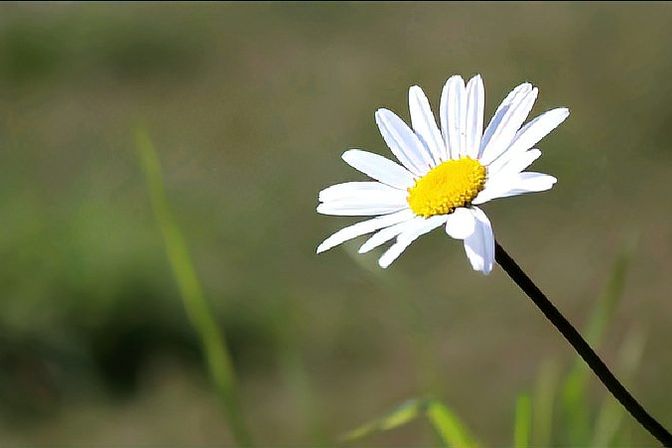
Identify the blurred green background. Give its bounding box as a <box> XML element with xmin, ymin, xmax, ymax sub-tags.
<box><xmin>1</xmin><ymin>2</ymin><xmax>672</xmax><ymax>446</ymax></box>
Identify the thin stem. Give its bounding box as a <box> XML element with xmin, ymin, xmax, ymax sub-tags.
<box><xmin>494</xmin><ymin>240</ymin><xmax>672</xmax><ymax>446</ymax></box>
<box><xmin>138</xmin><ymin>130</ymin><xmax>253</xmax><ymax>447</ymax></box>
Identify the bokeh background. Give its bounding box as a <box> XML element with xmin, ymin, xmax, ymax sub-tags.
<box><xmin>1</xmin><ymin>2</ymin><xmax>671</xmax><ymax>446</ymax></box>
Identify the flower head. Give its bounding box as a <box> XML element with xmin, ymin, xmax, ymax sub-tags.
<box><xmin>317</xmin><ymin>75</ymin><xmax>568</xmax><ymax>274</ymax></box>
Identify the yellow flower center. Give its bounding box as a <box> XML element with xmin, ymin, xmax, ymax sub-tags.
<box><xmin>407</xmin><ymin>157</ymin><xmax>486</xmax><ymax>217</ymax></box>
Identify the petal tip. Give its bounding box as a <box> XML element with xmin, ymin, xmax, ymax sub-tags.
<box><xmin>470</xmin><ymin>73</ymin><xmax>483</xmax><ymax>83</ymax></box>
<box><xmin>375</xmin><ymin>108</ymin><xmax>390</xmax><ymax>117</ymax></box>
<box><xmin>378</xmin><ymin>258</ymin><xmax>391</xmax><ymax>269</ymax></box>
<box><xmin>341</xmin><ymin>149</ymin><xmax>356</xmax><ymax>161</ymax></box>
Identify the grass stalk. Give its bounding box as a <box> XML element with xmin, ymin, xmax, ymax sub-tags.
<box><xmin>137</xmin><ymin>130</ymin><xmax>252</xmax><ymax>446</ymax></box>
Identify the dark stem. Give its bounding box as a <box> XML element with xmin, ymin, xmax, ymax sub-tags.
<box><xmin>494</xmin><ymin>240</ymin><xmax>672</xmax><ymax>446</ymax></box>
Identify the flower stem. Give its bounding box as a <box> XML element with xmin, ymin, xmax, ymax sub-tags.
<box><xmin>494</xmin><ymin>240</ymin><xmax>672</xmax><ymax>446</ymax></box>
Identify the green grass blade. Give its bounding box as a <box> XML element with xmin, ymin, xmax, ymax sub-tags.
<box><xmin>137</xmin><ymin>129</ymin><xmax>253</xmax><ymax>447</ymax></box>
<box><xmin>561</xmin><ymin>367</ymin><xmax>591</xmax><ymax>445</ymax></box>
<box><xmin>560</xmin><ymin>236</ymin><xmax>636</xmax><ymax>445</ymax></box>
<box><xmin>532</xmin><ymin>360</ymin><xmax>560</xmax><ymax>447</ymax></box>
<box><xmin>513</xmin><ymin>394</ymin><xmax>532</xmax><ymax>448</ymax></box>
<box><xmin>273</xmin><ymin>297</ymin><xmax>327</xmax><ymax>446</ymax></box>
<box><xmin>591</xmin><ymin>327</ymin><xmax>646</xmax><ymax>447</ymax></box>
<box><xmin>426</xmin><ymin>399</ymin><xmax>477</xmax><ymax>448</ymax></box>
<box><xmin>342</xmin><ymin>398</ymin><xmax>476</xmax><ymax>448</ymax></box>
<box><xmin>341</xmin><ymin>399</ymin><xmax>423</xmax><ymax>443</ymax></box>
<box><xmin>584</xmin><ymin>235</ymin><xmax>638</xmax><ymax>347</ymax></box>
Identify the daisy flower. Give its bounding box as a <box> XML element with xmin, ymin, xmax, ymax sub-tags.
<box><xmin>316</xmin><ymin>75</ymin><xmax>569</xmax><ymax>274</ymax></box>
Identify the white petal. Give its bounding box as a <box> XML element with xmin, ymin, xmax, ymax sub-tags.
<box><xmin>487</xmin><ymin>148</ymin><xmax>541</xmax><ymax>178</ymax></box>
<box><xmin>375</xmin><ymin>109</ymin><xmax>432</xmax><ymax>176</ymax></box>
<box><xmin>445</xmin><ymin>207</ymin><xmax>476</xmax><ymax>239</ymax></box>
<box><xmin>480</xmin><ymin>87</ymin><xmax>538</xmax><ymax>165</ymax></box>
<box><xmin>317</xmin><ymin>201</ymin><xmax>407</xmax><ymax>217</ymax></box>
<box><xmin>513</xmin><ymin>172</ymin><xmax>558</xmax><ymax>193</ymax></box>
<box><xmin>489</xmin><ymin>107</ymin><xmax>569</xmax><ymax>168</ymax></box>
<box><xmin>342</xmin><ymin>149</ymin><xmax>416</xmax><ymax>189</ymax></box>
<box><xmin>316</xmin><ymin>209</ymin><xmax>415</xmax><ymax>253</ymax></box>
<box><xmin>465</xmin><ymin>75</ymin><xmax>484</xmax><ymax>159</ymax></box>
<box><xmin>479</xmin><ymin>83</ymin><xmax>531</xmax><ymax>157</ymax></box>
<box><xmin>472</xmin><ymin>186</ymin><xmax>501</xmax><ymax>205</ymax></box>
<box><xmin>478</xmin><ymin>82</ymin><xmax>532</xmax><ymax>158</ymax></box>
<box><xmin>359</xmin><ymin>217</ymin><xmax>422</xmax><ymax>253</ymax></box>
<box><xmin>378</xmin><ymin>215</ymin><xmax>447</xmax><ymax>268</ymax></box>
<box><xmin>471</xmin><ymin>183</ymin><xmax>506</xmax><ymax>205</ymax></box>
<box><xmin>319</xmin><ymin>187</ymin><xmax>408</xmax><ymax>206</ymax></box>
<box><xmin>463</xmin><ymin>207</ymin><xmax>494</xmax><ymax>274</ymax></box>
<box><xmin>409</xmin><ymin>85</ymin><xmax>446</xmax><ymax>165</ymax></box>
<box><xmin>319</xmin><ymin>181</ymin><xmax>405</xmax><ymax>203</ymax></box>
<box><xmin>507</xmin><ymin>107</ymin><xmax>569</xmax><ymax>157</ymax></box>
<box><xmin>472</xmin><ymin>171</ymin><xmax>557</xmax><ymax>205</ymax></box>
<box><xmin>440</xmin><ymin>75</ymin><xmax>467</xmax><ymax>159</ymax></box>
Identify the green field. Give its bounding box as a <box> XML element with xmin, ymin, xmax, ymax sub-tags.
<box><xmin>0</xmin><ymin>3</ymin><xmax>671</xmax><ymax>445</ymax></box>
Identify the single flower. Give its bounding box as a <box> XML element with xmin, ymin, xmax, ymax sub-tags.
<box><xmin>317</xmin><ymin>75</ymin><xmax>569</xmax><ymax>273</ymax></box>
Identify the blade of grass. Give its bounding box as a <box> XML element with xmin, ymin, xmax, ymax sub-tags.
<box><xmin>514</xmin><ymin>393</ymin><xmax>532</xmax><ymax>448</ymax></box>
<box><xmin>342</xmin><ymin>398</ymin><xmax>476</xmax><ymax>447</ymax></box>
<box><xmin>584</xmin><ymin>235</ymin><xmax>638</xmax><ymax>349</ymax></box>
<box><xmin>341</xmin><ymin>399</ymin><xmax>423</xmax><ymax>443</ymax></box>
<box><xmin>532</xmin><ymin>360</ymin><xmax>560</xmax><ymax>447</ymax></box>
<box><xmin>560</xmin><ymin>235</ymin><xmax>636</xmax><ymax>445</ymax></box>
<box><xmin>592</xmin><ymin>327</ymin><xmax>647</xmax><ymax>447</ymax></box>
<box><xmin>426</xmin><ymin>399</ymin><xmax>478</xmax><ymax>448</ymax></box>
<box><xmin>137</xmin><ymin>129</ymin><xmax>252</xmax><ymax>447</ymax></box>
<box><xmin>273</xmin><ymin>296</ymin><xmax>327</xmax><ymax>445</ymax></box>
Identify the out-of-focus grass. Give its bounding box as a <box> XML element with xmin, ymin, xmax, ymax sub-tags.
<box><xmin>0</xmin><ymin>3</ymin><xmax>671</xmax><ymax>445</ymax></box>
<box><xmin>137</xmin><ymin>130</ymin><xmax>251</xmax><ymax>446</ymax></box>
<box><xmin>271</xmin><ymin>294</ymin><xmax>327</xmax><ymax>446</ymax></box>
<box><xmin>347</xmin><ymin>246</ymin><xmax>445</xmax><ymax>396</ymax></box>
<box><xmin>592</xmin><ymin>327</ymin><xmax>647</xmax><ymax>447</ymax></box>
<box><xmin>513</xmin><ymin>394</ymin><xmax>532</xmax><ymax>448</ymax></box>
<box><xmin>560</xmin><ymin>235</ymin><xmax>636</xmax><ymax>445</ymax></box>
<box><xmin>343</xmin><ymin>398</ymin><xmax>476</xmax><ymax>448</ymax></box>
<box><xmin>136</xmin><ymin>130</ymin><xmax>251</xmax><ymax>446</ymax></box>
<box><xmin>532</xmin><ymin>360</ymin><xmax>559</xmax><ymax>446</ymax></box>
<box><xmin>426</xmin><ymin>400</ymin><xmax>477</xmax><ymax>448</ymax></box>
<box><xmin>339</xmin><ymin>238</ymin><xmax>646</xmax><ymax>446</ymax></box>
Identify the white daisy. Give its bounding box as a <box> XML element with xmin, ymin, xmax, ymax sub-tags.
<box><xmin>316</xmin><ymin>75</ymin><xmax>569</xmax><ymax>274</ymax></box>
